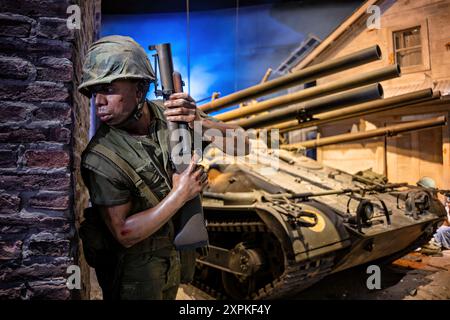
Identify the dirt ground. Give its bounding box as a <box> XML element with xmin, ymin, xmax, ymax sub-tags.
<box><xmin>88</xmin><ymin>250</ymin><xmax>450</xmax><ymax>300</ymax></box>
<box><xmin>175</xmin><ymin>250</ymin><xmax>450</xmax><ymax>300</ymax></box>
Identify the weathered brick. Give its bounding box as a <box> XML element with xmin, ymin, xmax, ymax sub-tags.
<box><xmin>0</xmin><ymin>0</ymin><xmax>71</xmax><ymax>18</ymax></box>
<box><xmin>0</xmin><ymin>13</ymin><xmax>34</xmax><ymax>38</ymax></box>
<box><xmin>0</xmin><ymin>211</ymin><xmax>70</xmax><ymax>232</ymax></box>
<box><xmin>0</xmin><ymin>193</ymin><xmax>20</xmax><ymax>214</ymax></box>
<box><xmin>52</xmin><ymin>127</ymin><xmax>71</xmax><ymax>144</ymax></box>
<box><xmin>36</xmin><ymin>56</ymin><xmax>72</xmax><ymax>82</ymax></box>
<box><xmin>0</xmin><ymin>105</ymin><xmax>28</xmax><ymax>122</ymax></box>
<box><xmin>24</xmin><ymin>150</ymin><xmax>70</xmax><ymax>168</ymax></box>
<box><xmin>36</xmin><ymin>67</ymin><xmax>72</xmax><ymax>82</ymax></box>
<box><xmin>0</xmin><ymin>0</ymin><xmax>100</xmax><ymax>300</ymax></box>
<box><xmin>0</xmin><ymin>285</ymin><xmax>24</xmax><ymax>299</ymax></box>
<box><xmin>0</xmin><ymin>240</ymin><xmax>23</xmax><ymax>261</ymax></box>
<box><xmin>0</xmin><ymin>55</ymin><xmax>36</xmax><ymax>80</ymax></box>
<box><xmin>0</xmin><ymin>149</ymin><xmax>18</xmax><ymax>167</ymax></box>
<box><xmin>32</xmin><ymin>105</ymin><xmax>71</xmax><ymax>123</ymax></box>
<box><xmin>0</xmin><ymin>81</ymin><xmax>69</xmax><ymax>102</ymax></box>
<box><xmin>38</xmin><ymin>57</ymin><xmax>72</xmax><ymax>68</ymax></box>
<box><xmin>37</xmin><ymin>17</ymin><xmax>74</xmax><ymax>40</ymax></box>
<box><xmin>28</xmin><ymin>279</ymin><xmax>70</xmax><ymax>300</ymax></box>
<box><xmin>23</xmin><ymin>232</ymin><xmax>70</xmax><ymax>259</ymax></box>
<box><xmin>0</xmin><ymin>37</ymin><xmax>72</xmax><ymax>59</ymax></box>
<box><xmin>0</xmin><ymin>262</ymin><xmax>69</xmax><ymax>282</ymax></box>
<box><xmin>29</xmin><ymin>193</ymin><xmax>69</xmax><ymax>210</ymax></box>
<box><xmin>0</xmin><ymin>225</ymin><xmax>29</xmax><ymax>236</ymax></box>
<box><xmin>0</xmin><ymin>173</ymin><xmax>70</xmax><ymax>191</ymax></box>
<box><xmin>0</xmin><ymin>126</ymin><xmax>71</xmax><ymax>143</ymax></box>
<box><xmin>0</xmin><ymin>128</ymin><xmax>45</xmax><ymax>143</ymax></box>
<box><xmin>0</xmin><ymin>101</ymin><xmax>30</xmax><ymax>122</ymax></box>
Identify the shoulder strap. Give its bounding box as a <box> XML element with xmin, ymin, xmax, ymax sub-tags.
<box><xmin>89</xmin><ymin>144</ymin><xmax>160</xmax><ymax>207</ymax></box>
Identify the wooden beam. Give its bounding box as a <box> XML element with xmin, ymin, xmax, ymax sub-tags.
<box><xmin>443</xmin><ymin>110</ymin><xmax>450</xmax><ymax>189</ymax></box>
<box><xmin>292</xmin><ymin>0</ymin><xmax>380</xmax><ymax>71</ymax></box>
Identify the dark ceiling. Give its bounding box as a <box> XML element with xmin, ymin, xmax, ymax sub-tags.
<box><xmin>102</xmin><ymin>0</ymin><xmax>362</xmax><ymax>14</ymax></box>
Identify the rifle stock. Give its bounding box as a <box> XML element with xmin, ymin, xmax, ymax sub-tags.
<box><xmin>149</xmin><ymin>43</ymin><xmax>208</xmax><ymax>250</ymax></box>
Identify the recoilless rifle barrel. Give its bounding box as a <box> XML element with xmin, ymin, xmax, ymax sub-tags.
<box><xmin>281</xmin><ymin>116</ymin><xmax>447</xmax><ymax>149</ymax></box>
<box><xmin>215</xmin><ymin>64</ymin><xmax>400</xmax><ymax>122</ymax></box>
<box><xmin>272</xmin><ymin>89</ymin><xmax>438</xmax><ymax>133</ymax></box>
<box><xmin>233</xmin><ymin>83</ymin><xmax>383</xmax><ymax>129</ymax></box>
<box><xmin>200</xmin><ymin>45</ymin><xmax>382</xmax><ymax>113</ymax></box>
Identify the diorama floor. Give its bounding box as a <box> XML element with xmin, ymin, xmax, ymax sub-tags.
<box><xmin>175</xmin><ymin>250</ymin><xmax>450</xmax><ymax>300</ymax></box>
<box><xmin>88</xmin><ymin>250</ymin><xmax>450</xmax><ymax>300</ymax></box>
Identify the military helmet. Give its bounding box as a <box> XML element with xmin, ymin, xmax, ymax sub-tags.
<box><xmin>78</xmin><ymin>35</ymin><xmax>155</xmax><ymax>97</ymax></box>
<box><xmin>416</xmin><ymin>176</ymin><xmax>437</xmax><ymax>189</ymax></box>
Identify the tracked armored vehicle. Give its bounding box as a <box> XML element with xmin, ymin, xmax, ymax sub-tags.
<box><xmin>190</xmin><ymin>45</ymin><xmax>447</xmax><ymax>299</ymax></box>
<box><xmin>194</xmin><ymin>146</ymin><xmax>446</xmax><ymax>299</ymax></box>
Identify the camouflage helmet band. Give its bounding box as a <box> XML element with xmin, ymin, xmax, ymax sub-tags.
<box><xmin>78</xmin><ymin>35</ymin><xmax>155</xmax><ymax>97</ymax></box>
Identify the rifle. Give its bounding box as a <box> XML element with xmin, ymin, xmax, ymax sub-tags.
<box><xmin>203</xmin><ymin>182</ymin><xmax>408</xmax><ymax>202</ymax></box>
<box><xmin>149</xmin><ymin>43</ymin><xmax>208</xmax><ymax>250</ymax></box>
<box><xmin>437</xmin><ymin>189</ymin><xmax>450</xmax><ymax>197</ymax></box>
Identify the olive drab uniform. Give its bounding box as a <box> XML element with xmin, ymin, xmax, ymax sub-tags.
<box><xmin>77</xmin><ymin>35</ymin><xmax>218</xmax><ymax>300</ymax></box>
<box><xmin>81</xmin><ymin>100</ymin><xmax>180</xmax><ymax>300</ymax></box>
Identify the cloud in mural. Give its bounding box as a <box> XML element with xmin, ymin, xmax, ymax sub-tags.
<box><xmin>102</xmin><ymin>4</ymin><xmax>360</xmax><ymax>104</ymax></box>
<box><xmin>166</xmin><ymin>56</ymin><xmax>217</xmax><ymax>102</ymax></box>
<box><xmin>188</xmin><ymin>64</ymin><xmax>217</xmax><ymax>102</ymax></box>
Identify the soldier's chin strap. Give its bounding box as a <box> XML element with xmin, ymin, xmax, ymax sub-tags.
<box><xmin>113</xmin><ymin>100</ymin><xmax>145</xmax><ymax>129</ymax></box>
<box><xmin>114</xmin><ymin>84</ymin><xmax>149</xmax><ymax>129</ymax></box>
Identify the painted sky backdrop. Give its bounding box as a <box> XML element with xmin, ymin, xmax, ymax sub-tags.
<box><xmin>102</xmin><ymin>2</ymin><xmax>360</xmax><ymax>113</ymax></box>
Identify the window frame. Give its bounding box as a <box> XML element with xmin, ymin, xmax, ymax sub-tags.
<box><xmin>387</xmin><ymin>19</ymin><xmax>431</xmax><ymax>74</ymax></box>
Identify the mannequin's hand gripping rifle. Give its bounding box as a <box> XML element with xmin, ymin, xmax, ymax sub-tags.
<box><xmin>149</xmin><ymin>43</ymin><xmax>208</xmax><ymax>249</ymax></box>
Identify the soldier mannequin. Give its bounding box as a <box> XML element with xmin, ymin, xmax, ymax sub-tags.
<box><xmin>78</xmin><ymin>36</ymin><xmax>248</xmax><ymax>299</ymax></box>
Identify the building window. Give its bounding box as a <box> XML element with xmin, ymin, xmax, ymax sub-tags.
<box><xmin>393</xmin><ymin>26</ymin><xmax>422</xmax><ymax>68</ymax></box>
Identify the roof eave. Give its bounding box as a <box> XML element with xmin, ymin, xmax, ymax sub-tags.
<box><xmin>292</xmin><ymin>0</ymin><xmax>381</xmax><ymax>71</ymax></box>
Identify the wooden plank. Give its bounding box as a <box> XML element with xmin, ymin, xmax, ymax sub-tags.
<box><xmin>376</xmin><ymin>144</ymin><xmax>386</xmax><ymax>175</ymax></box>
<box><xmin>322</xmin><ymin>159</ymin><xmax>380</xmax><ymax>174</ymax></box>
<box><xmin>386</xmin><ymin>125</ymin><xmax>444</xmax><ymax>185</ymax></box>
<box><xmin>442</xmin><ymin>111</ymin><xmax>450</xmax><ymax>189</ymax></box>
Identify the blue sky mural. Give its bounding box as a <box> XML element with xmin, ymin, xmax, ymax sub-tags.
<box><xmin>102</xmin><ymin>2</ymin><xmax>360</xmax><ymax>114</ymax></box>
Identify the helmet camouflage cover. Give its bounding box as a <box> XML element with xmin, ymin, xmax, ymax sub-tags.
<box><xmin>78</xmin><ymin>35</ymin><xmax>155</xmax><ymax>97</ymax></box>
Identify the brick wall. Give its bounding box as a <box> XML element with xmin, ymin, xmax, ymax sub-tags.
<box><xmin>0</xmin><ymin>0</ymin><xmax>100</xmax><ymax>299</ymax></box>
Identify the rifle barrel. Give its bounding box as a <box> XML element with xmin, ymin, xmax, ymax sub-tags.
<box><xmin>203</xmin><ymin>183</ymin><xmax>408</xmax><ymax>202</ymax></box>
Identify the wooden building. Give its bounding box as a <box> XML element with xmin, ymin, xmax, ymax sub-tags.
<box><xmin>290</xmin><ymin>0</ymin><xmax>450</xmax><ymax>189</ymax></box>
